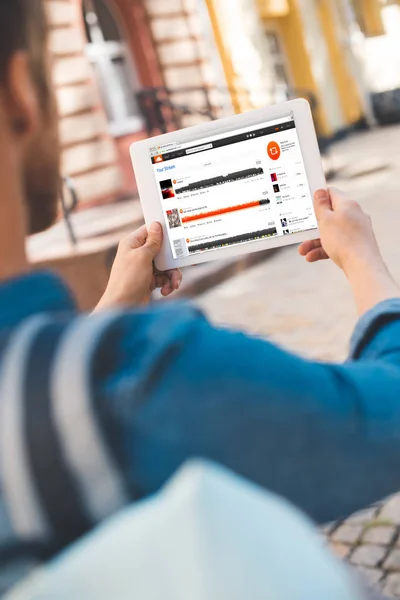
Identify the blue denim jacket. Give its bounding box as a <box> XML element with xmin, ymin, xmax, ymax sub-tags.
<box><xmin>0</xmin><ymin>271</ymin><xmax>400</xmax><ymax>578</ymax></box>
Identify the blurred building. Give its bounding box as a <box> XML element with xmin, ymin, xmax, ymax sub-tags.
<box><xmin>45</xmin><ymin>0</ymin><xmax>396</xmax><ymax>209</ymax></box>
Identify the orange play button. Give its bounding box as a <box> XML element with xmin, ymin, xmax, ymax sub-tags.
<box><xmin>267</xmin><ymin>141</ymin><xmax>281</xmax><ymax>161</ymax></box>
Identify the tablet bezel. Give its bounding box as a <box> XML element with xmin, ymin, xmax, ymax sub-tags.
<box><xmin>131</xmin><ymin>98</ymin><xmax>325</xmax><ymax>271</ymax></box>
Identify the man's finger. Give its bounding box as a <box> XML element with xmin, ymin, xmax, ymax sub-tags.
<box><xmin>154</xmin><ymin>272</ymin><xmax>181</xmax><ymax>296</ymax></box>
<box><xmin>305</xmin><ymin>247</ymin><xmax>329</xmax><ymax>263</ymax></box>
<box><xmin>161</xmin><ymin>284</ymin><xmax>174</xmax><ymax>297</ymax></box>
<box><xmin>144</xmin><ymin>222</ymin><xmax>163</xmax><ymax>257</ymax></box>
<box><xmin>328</xmin><ymin>186</ymin><xmax>346</xmax><ymax>211</ymax></box>
<box><xmin>166</xmin><ymin>269</ymin><xmax>182</xmax><ymax>290</ymax></box>
<box><xmin>159</xmin><ymin>275</ymin><xmax>174</xmax><ymax>296</ymax></box>
<box><xmin>298</xmin><ymin>239</ymin><xmax>322</xmax><ymax>257</ymax></box>
<box><xmin>119</xmin><ymin>225</ymin><xmax>148</xmax><ymax>251</ymax></box>
<box><xmin>313</xmin><ymin>189</ymin><xmax>332</xmax><ymax>222</ymax></box>
<box><xmin>154</xmin><ymin>273</ymin><xmax>166</xmax><ymax>289</ymax></box>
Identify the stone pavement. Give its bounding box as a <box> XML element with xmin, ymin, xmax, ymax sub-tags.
<box><xmin>193</xmin><ymin>124</ymin><xmax>400</xmax><ymax>597</ymax></box>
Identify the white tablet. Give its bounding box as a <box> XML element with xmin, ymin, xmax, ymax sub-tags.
<box><xmin>131</xmin><ymin>98</ymin><xmax>325</xmax><ymax>271</ymax></box>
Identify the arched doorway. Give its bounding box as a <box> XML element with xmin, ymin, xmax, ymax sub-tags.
<box><xmin>82</xmin><ymin>0</ymin><xmax>144</xmax><ymax>137</ymax></box>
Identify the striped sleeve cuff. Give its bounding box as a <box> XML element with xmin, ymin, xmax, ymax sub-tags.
<box><xmin>349</xmin><ymin>298</ymin><xmax>400</xmax><ymax>360</ymax></box>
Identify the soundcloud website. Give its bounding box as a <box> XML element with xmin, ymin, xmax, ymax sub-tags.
<box><xmin>150</xmin><ymin>114</ymin><xmax>317</xmax><ymax>259</ymax></box>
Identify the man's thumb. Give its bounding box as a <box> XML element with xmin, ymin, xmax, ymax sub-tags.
<box><xmin>144</xmin><ymin>222</ymin><xmax>163</xmax><ymax>257</ymax></box>
<box><xmin>313</xmin><ymin>189</ymin><xmax>332</xmax><ymax>222</ymax></box>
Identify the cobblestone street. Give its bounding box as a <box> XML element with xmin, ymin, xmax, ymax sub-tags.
<box><xmin>195</xmin><ymin>124</ymin><xmax>400</xmax><ymax>597</ymax></box>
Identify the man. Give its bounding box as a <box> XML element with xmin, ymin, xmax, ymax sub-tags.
<box><xmin>1</xmin><ymin>0</ymin><xmax>400</xmax><ymax>591</ymax></box>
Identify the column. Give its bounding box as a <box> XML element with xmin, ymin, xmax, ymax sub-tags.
<box><xmin>353</xmin><ymin>0</ymin><xmax>385</xmax><ymax>37</ymax></box>
<box><xmin>316</xmin><ymin>0</ymin><xmax>364</xmax><ymax>126</ymax></box>
<box><xmin>205</xmin><ymin>0</ymin><xmax>278</xmax><ymax>114</ymax></box>
<box><xmin>204</xmin><ymin>0</ymin><xmax>243</xmax><ymax>113</ymax></box>
<box><xmin>267</xmin><ymin>0</ymin><xmax>334</xmax><ymax>136</ymax></box>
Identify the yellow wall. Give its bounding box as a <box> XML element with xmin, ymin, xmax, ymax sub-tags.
<box><xmin>208</xmin><ymin>0</ymin><xmax>367</xmax><ymax>131</ymax></box>
<box><xmin>264</xmin><ymin>0</ymin><xmax>367</xmax><ymax>133</ymax></box>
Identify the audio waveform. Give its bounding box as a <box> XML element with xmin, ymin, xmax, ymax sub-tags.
<box><xmin>182</xmin><ymin>199</ymin><xmax>270</xmax><ymax>223</ymax></box>
<box><xmin>188</xmin><ymin>227</ymin><xmax>277</xmax><ymax>253</ymax></box>
<box><xmin>175</xmin><ymin>168</ymin><xmax>264</xmax><ymax>194</ymax></box>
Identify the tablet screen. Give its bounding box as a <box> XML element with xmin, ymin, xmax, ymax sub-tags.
<box><xmin>150</xmin><ymin>113</ymin><xmax>318</xmax><ymax>259</ymax></box>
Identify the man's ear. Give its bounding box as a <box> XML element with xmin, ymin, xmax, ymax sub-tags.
<box><xmin>2</xmin><ymin>52</ymin><xmax>40</xmax><ymax>140</ymax></box>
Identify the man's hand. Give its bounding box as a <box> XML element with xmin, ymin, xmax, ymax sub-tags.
<box><xmin>95</xmin><ymin>223</ymin><xmax>182</xmax><ymax>311</ymax></box>
<box><xmin>298</xmin><ymin>188</ymin><xmax>379</xmax><ymax>273</ymax></box>
<box><xmin>299</xmin><ymin>187</ymin><xmax>398</xmax><ymax>316</ymax></box>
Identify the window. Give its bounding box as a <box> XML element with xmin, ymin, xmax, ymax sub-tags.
<box><xmin>265</xmin><ymin>31</ymin><xmax>291</xmax><ymax>91</ymax></box>
<box><xmin>82</xmin><ymin>0</ymin><xmax>143</xmax><ymax>136</ymax></box>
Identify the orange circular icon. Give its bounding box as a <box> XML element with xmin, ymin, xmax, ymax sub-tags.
<box><xmin>267</xmin><ymin>141</ymin><xmax>281</xmax><ymax>161</ymax></box>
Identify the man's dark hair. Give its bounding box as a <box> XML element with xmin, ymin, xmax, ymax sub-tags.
<box><xmin>0</xmin><ymin>0</ymin><xmax>49</xmax><ymax>98</ymax></box>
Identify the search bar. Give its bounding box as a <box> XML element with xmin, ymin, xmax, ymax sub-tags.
<box><xmin>186</xmin><ymin>143</ymin><xmax>213</xmax><ymax>155</ymax></box>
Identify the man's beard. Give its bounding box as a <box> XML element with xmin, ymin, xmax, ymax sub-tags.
<box><xmin>23</xmin><ymin>130</ymin><xmax>61</xmax><ymax>235</ymax></box>
<box><xmin>26</xmin><ymin>186</ymin><xmax>60</xmax><ymax>234</ymax></box>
